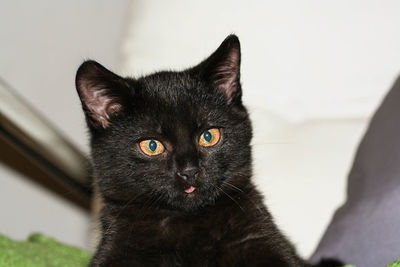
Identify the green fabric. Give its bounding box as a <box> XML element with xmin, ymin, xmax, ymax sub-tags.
<box><xmin>0</xmin><ymin>233</ymin><xmax>91</xmax><ymax>267</ymax></box>
<box><xmin>345</xmin><ymin>259</ymin><xmax>400</xmax><ymax>267</ymax></box>
<box><xmin>388</xmin><ymin>259</ymin><xmax>400</xmax><ymax>267</ymax></box>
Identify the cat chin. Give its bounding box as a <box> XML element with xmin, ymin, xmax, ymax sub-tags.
<box><xmin>166</xmin><ymin>189</ymin><xmax>219</xmax><ymax>212</ymax></box>
<box><xmin>169</xmin><ymin>201</ymin><xmax>214</xmax><ymax>213</ymax></box>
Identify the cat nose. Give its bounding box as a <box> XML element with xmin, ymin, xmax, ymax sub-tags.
<box><xmin>177</xmin><ymin>167</ymin><xmax>199</xmax><ymax>182</ymax></box>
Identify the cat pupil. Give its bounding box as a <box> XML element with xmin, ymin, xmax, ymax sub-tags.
<box><xmin>149</xmin><ymin>140</ymin><xmax>157</xmax><ymax>152</ymax></box>
<box><xmin>204</xmin><ymin>130</ymin><xmax>212</xmax><ymax>142</ymax></box>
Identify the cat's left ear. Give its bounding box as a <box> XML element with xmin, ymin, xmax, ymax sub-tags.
<box><xmin>191</xmin><ymin>34</ymin><xmax>241</xmax><ymax>104</ymax></box>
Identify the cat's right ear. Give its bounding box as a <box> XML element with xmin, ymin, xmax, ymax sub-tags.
<box><xmin>190</xmin><ymin>35</ymin><xmax>242</xmax><ymax>104</ymax></box>
<box><xmin>75</xmin><ymin>60</ymin><xmax>133</xmax><ymax>129</ymax></box>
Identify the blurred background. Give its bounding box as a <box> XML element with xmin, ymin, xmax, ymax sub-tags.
<box><xmin>1</xmin><ymin>0</ymin><xmax>400</xmax><ymax>258</ymax></box>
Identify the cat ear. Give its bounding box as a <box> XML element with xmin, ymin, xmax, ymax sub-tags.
<box><xmin>75</xmin><ymin>60</ymin><xmax>133</xmax><ymax>129</ymax></box>
<box><xmin>192</xmin><ymin>34</ymin><xmax>241</xmax><ymax>104</ymax></box>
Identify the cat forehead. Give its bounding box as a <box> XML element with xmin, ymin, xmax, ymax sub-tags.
<box><xmin>139</xmin><ymin>72</ymin><xmax>204</xmax><ymax>99</ymax></box>
<box><xmin>131</xmin><ymin>97</ymin><xmax>217</xmax><ymax>128</ymax></box>
<box><xmin>128</xmin><ymin>96</ymin><xmax>223</xmax><ymax>134</ymax></box>
<box><xmin>135</xmin><ymin>73</ymin><xmax>219</xmax><ymax>112</ymax></box>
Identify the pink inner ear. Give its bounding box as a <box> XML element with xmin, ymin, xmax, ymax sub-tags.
<box><xmin>79</xmin><ymin>79</ymin><xmax>122</xmax><ymax>128</ymax></box>
<box><xmin>213</xmin><ymin>47</ymin><xmax>240</xmax><ymax>103</ymax></box>
<box><xmin>88</xmin><ymin>90</ymin><xmax>122</xmax><ymax>128</ymax></box>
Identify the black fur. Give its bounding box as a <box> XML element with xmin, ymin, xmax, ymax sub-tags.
<box><xmin>76</xmin><ymin>35</ymin><xmax>342</xmax><ymax>267</ymax></box>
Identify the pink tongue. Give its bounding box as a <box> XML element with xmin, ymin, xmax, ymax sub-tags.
<box><xmin>185</xmin><ymin>186</ymin><xmax>196</xmax><ymax>194</ymax></box>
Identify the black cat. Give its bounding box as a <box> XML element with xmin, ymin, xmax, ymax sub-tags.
<box><xmin>76</xmin><ymin>35</ymin><xmax>342</xmax><ymax>267</ymax></box>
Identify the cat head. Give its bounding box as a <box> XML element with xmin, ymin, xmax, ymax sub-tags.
<box><xmin>76</xmin><ymin>35</ymin><xmax>252</xmax><ymax>212</ymax></box>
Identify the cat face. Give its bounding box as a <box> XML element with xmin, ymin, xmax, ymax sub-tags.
<box><xmin>76</xmin><ymin>35</ymin><xmax>252</xmax><ymax>212</ymax></box>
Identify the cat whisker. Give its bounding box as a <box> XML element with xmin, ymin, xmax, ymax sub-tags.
<box><xmin>139</xmin><ymin>189</ymin><xmax>158</xmax><ymax>212</ymax></box>
<box><xmin>214</xmin><ymin>184</ymin><xmax>245</xmax><ymax>214</ymax></box>
<box><xmin>223</xmin><ymin>180</ymin><xmax>266</xmax><ymax>216</ymax></box>
<box><xmin>146</xmin><ymin>192</ymin><xmax>164</xmax><ymax>211</ymax></box>
<box><xmin>222</xmin><ymin>181</ymin><xmax>243</xmax><ymax>193</ymax></box>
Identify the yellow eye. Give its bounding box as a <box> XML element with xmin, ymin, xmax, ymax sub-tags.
<box><xmin>139</xmin><ymin>139</ymin><xmax>165</xmax><ymax>156</ymax></box>
<box><xmin>199</xmin><ymin>128</ymin><xmax>221</xmax><ymax>147</ymax></box>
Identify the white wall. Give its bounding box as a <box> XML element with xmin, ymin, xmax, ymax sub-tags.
<box><xmin>120</xmin><ymin>0</ymin><xmax>400</xmax><ymax>257</ymax></box>
<box><xmin>0</xmin><ymin>0</ymin><xmax>131</xmax><ymax>250</ymax></box>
